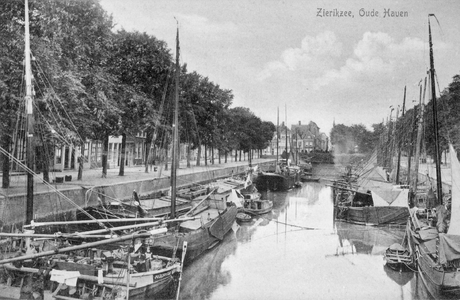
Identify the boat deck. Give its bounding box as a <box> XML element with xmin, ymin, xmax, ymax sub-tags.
<box><xmin>180</xmin><ymin>208</ymin><xmax>221</xmax><ymax>230</ymax></box>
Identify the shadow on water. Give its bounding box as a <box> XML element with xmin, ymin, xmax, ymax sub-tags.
<box><xmin>179</xmin><ymin>231</ymin><xmax>238</xmax><ymax>300</ymax></box>
<box><xmin>178</xmin><ymin>181</ymin><xmax>439</xmax><ymax>300</ymax></box>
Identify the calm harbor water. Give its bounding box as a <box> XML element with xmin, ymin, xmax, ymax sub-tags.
<box><xmin>178</xmin><ymin>182</ymin><xmax>436</xmax><ymax>300</ymax></box>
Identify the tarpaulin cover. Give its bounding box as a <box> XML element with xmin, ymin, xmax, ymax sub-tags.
<box><xmin>438</xmin><ymin>233</ymin><xmax>460</xmax><ymax>264</ymax></box>
<box><xmin>370</xmin><ymin>187</ymin><xmax>409</xmax><ymax>207</ymax></box>
<box><xmin>417</xmin><ymin>227</ymin><xmax>438</xmax><ymax>242</ymax></box>
<box><xmin>50</xmin><ymin>270</ymin><xmax>81</xmax><ymax>286</ymax></box>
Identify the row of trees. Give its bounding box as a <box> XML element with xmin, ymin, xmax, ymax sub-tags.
<box><xmin>330</xmin><ymin>74</ymin><xmax>460</xmax><ymax>163</ymax></box>
<box><xmin>330</xmin><ymin>124</ymin><xmax>379</xmax><ymax>154</ymax></box>
<box><xmin>0</xmin><ymin>0</ymin><xmax>275</xmax><ymax>187</ymax></box>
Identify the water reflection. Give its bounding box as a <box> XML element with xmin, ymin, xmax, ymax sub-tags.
<box><xmin>179</xmin><ymin>182</ymin><xmax>435</xmax><ymax>300</ymax></box>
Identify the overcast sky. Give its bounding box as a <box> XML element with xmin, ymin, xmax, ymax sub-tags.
<box><xmin>99</xmin><ymin>0</ymin><xmax>460</xmax><ymax>135</ymax></box>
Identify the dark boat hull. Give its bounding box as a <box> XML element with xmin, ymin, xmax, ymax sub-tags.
<box><xmin>414</xmin><ymin>238</ymin><xmax>460</xmax><ymax>297</ymax></box>
<box><xmin>300</xmin><ymin>176</ymin><xmax>320</xmax><ymax>182</ymax></box>
<box><xmin>151</xmin><ymin>206</ymin><xmax>238</xmax><ymax>265</ymax></box>
<box><xmin>255</xmin><ymin>172</ymin><xmax>298</xmax><ymax>191</ymax></box>
<box><xmin>334</xmin><ymin>206</ymin><xmax>409</xmax><ymax>226</ymax></box>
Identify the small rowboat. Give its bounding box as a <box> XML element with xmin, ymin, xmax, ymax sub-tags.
<box><xmin>236</xmin><ymin>213</ymin><xmax>252</xmax><ymax>222</ymax></box>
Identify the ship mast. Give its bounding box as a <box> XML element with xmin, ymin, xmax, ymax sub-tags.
<box><xmin>412</xmin><ymin>78</ymin><xmax>426</xmax><ymax>192</ymax></box>
<box><xmin>395</xmin><ymin>86</ymin><xmax>406</xmax><ymax>184</ymax></box>
<box><xmin>170</xmin><ymin>26</ymin><xmax>180</xmax><ymax>219</ymax></box>
<box><xmin>428</xmin><ymin>14</ymin><xmax>443</xmax><ymax>206</ymax></box>
<box><xmin>276</xmin><ymin>107</ymin><xmax>279</xmax><ymax>166</ymax></box>
<box><xmin>25</xmin><ymin>0</ymin><xmax>35</xmax><ymax>224</ymax></box>
<box><xmin>285</xmin><ymin>104</ymin><xmax>288</xmax><ymax>164</ymax></box>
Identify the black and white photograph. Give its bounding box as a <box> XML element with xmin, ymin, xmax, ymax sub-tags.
<box><xmin>1</xmin><ymin>0</ymin><xmax>460</xmax><ymax>299</ymax></box>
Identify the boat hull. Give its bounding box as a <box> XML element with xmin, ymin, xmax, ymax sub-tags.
<box><xmin>151</xmin><ymin>206</ymin><xmax>238</xmax><ymax>265</ymax></box>
<box><xmin>334</xmin><ymin>206</ymin><xmax>409</xmax><ymax>226</ymax></box>
<box><xmin>243</xmin><ymin>206</ymin><xmax>272</xmax><ymax>215</ymax></box>
<box><xmin>415</xmin><ymin>242</ymin><xmax>460</xmax><ymax>297</ymax></box>
<box><xmin>126</xmin><ymin>265</ymin><xmax>179</xmax><ymax>300</ymax></box>
<box><xmin>300</xmin><ymin>176</ymin><xmax>320</xmax><ymax>182</ymax></box>
<box><xmin>255</xmin><ymin>172</ymin><xmax>298</xmax><ymax>191</ymax></box>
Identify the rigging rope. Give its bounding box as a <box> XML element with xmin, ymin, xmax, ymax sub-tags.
<box><xmin>32</xmin><ymin>53</ymin><xmax>84</xmax><ymax>144</ymax></box>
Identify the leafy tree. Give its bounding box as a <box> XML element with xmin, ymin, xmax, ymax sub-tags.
<box><xmin>108</xmin><ymin>29</ymin><xmax>172</xmax><ymax>174</ymax></box>
<box><xmin>0</xmin><ymin>1</ymin><xmax>25</xmax><ymax>187</ymax></box>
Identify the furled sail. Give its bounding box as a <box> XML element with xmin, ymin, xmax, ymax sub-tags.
<box><xmin>448</xmin><ymin>143</ymin><xmax>460</xmax><ymax>235</ymax></box>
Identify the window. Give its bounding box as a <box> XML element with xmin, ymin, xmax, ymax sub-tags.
<box><xmin>108</xmin><ymin>143</ymin><xmax>113</xmax><ymax>161</ymax></box>
<box><xmin>56</xmin><ymin>147</ymin><xmax>62</xmax><ymax>164</ymax></box>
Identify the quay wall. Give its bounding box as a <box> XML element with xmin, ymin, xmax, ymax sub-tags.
<box><xmin>0</xmin><ymin>163</ymin><xmax>270</xmax><ymax>229</ymax></box>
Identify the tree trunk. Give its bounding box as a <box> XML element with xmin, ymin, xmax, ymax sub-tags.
<box><xmin>196</xmin><ymin>144</ymin><xmax>201</xmax><ymax>166</ymax></box>
<box><xmin>119</xmin><ymin>133</ymin><xmax>126</xmax><ymax>176</ymax></box>
<box><xmin>211</xmin><ymin>146</ymin><xmax>214</xmax><ymax>164</ymax></box>
<box><xmin>78</xmin><ymin>143</ymin><xmax>85</xmax><ymax>180</ymax></box>
<box><xmin>1</xmin><ymin>135</ymin><xmax>10</xmax><ymax>188</ymax></box>
<box><xmin>204</xmin><ymin>144</ymin><xmax>208</xmax><ymax>166</ymax></box>
<box><xmin>225</xmin><ymin>151</ymin><xmax>227</xmax><ymax>163</ymax></box>
<box><xmin>164</xmin><ymin>141</ymin><xmax>169</xmax><ymax>171</ymax></box>
<box><xmin>187</xmin><ymin>143</ymin><xmax>191</xmax><ymax>168</ymax></box>
<box><xmin>249</xmin><ymin>148</ymin><xmax>252</xmax><ymax>167</ymax></box>
<box><xmin>218</xmin><ymin>149</ymin><xmax>221</xmax><ymax>164</ymax></box>
<box><xmin>102</xmin><ymin>134</ymin><xmax>109</xmax><ymax>178</ymax></box>
<box><xmin>235</xmin><ymin>149</ymin><xmax>237</xmax><ymax>162</ymax></box>
<box><xmin>239</xmin><ymin>150</ymin><xmax>241</xmax><ymax>161</ymax></box>
<box><xmin>144</xmin><ymin>131</ymin><xmax>153</xmax><ymax>173</ymax></box>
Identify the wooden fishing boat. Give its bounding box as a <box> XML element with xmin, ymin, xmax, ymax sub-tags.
<box><xmin>407</xmin><ymin>146</ymin><xmax>460</xmax><ymax>297</ymax></box>
<box><xmin>0</xmin><ymin>230</ymin><xmax>187</xmax><ymax>300</ymax></box>
<box><xmin>405</xmin><ymin>16</ymin><xmax>460</xmax><ymax>298</ymax></box>
<box><xmin>332</xmin><ymin>149</ymin><xmax>410</xmax><ymax>226</ymax></box>
<box><xmin>150</xmin><ymin>195</ymin><xmax>238</xmax><ymax>265</ymax></box>
<box><xmin>241</xmin><ymin>192</ymin><xmax>273</xmax><ymax>215</ymax></box>
<box><xmin>384</xmin><ymin>243</ymin><xmax>414</xmax><ymax>272</ymax></box>
<box><xmin>148</xmin><ymin>29</ymin><xmax>238</xmax><ymax>266</ymax></box>
<box><xmin>236</xmin><ymin>212</ymin><xmax>252</xmax><ymax>223</ymax></box>
<box><xmin>384</xmin><ymin>214</ymin><xmax>415</xmax><ymax>271</ymax></box>
<box><xmin>300</xmin><ymin>173</ymin><xmax>320</xmax><ymax>182</ymax></box>
<box><xmin>255</xmin><ymin>169</ymin><xmax>299</xmax><ymax>191</ymax></box>
<box><xmin>255</xmin><ymin>108</ymin><xmax>300</xmax><ymax>191</ymax></box>
<box><xmin>76</xmin><ymin>191</ymin><xmax>193</xmax><ymax>229</ymax></box>
<box><xmin>334</xmin><ymin>188</ymin><xmax>410</xmax><ymax>226</ymax></box>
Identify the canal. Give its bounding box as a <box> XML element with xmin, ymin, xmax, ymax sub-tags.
<box><xmin>178</xmin><ymin>182</ymin><xmax>435</xmax><ymax>300</ymax></box>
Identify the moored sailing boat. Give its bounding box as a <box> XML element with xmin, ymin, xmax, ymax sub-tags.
<box><xmin>408</xmin><ymin>144</ymin><xmax>460</xmax><ymax>296</ymax></box>
<box><xmin>333</xmin><ymin>150</ymin><xmax>410</xmax><ymax>226</ymax></box>
<box><xmin>150</xmin><ymin>27</ymin><xmax>237</xmax><ymax>265</ymax></box>
<box><xmin>0</xmin><ymin>229</ymin><xmax>186</xmax><ymax>300</ymax></box>
<box><xmin>407</xmin><ymin>15</ymin><xmax>460</xmax><ymax>297</ymax></box>
<box><xmin>255</xmin><ymin>108</ymin><xmax>300</xmax><ymax>191</ymax></box>
<box><xmin>0</xmin><ymin>4</ymin><xmax>189</xmax><ymax>298</ymax></box>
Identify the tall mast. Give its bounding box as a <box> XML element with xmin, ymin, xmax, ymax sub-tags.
<box><xmin>395</xmin><ymin>86</ymin><xmax>406</xmax><ymax>184</ymax></box>
<box><xmin>170</xmin><ymin>26</ymin><xmax>180</xmax><ymax>219</ymax></box>
<box><xmin>412</xmin><ymin>78</ymin><xmax>426</xmax><ymax>191</ymax></box>
<box><xmin>428</xmin><ymin>14</ymin><xmax>443</xmax><ymax>205</ymax></box>
<box><xmin>25</xmin><ymin>0</ymin><xmax>35</xmax><ymax>224</ymax></box>
<box><xmin>276</xmin><ymin>107</ymin><xmax>279</xmax><ymax>165</ymax></box>
<box><xmin>285</xmin><ymin>104</ymin><xmax>288</xmax><ymax>162</ymax></box>
<box><xmin>295</xmin><ymin>129</ymin><xmax>298</xmax><ymax>165</ymax></box>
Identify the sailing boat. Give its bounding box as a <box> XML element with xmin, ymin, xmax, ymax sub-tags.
<box><xmin>255</xmin><ymin>108</ymin><xmax>300</xmax><ymax>191</ymax></box>
<box><xmin>0</xmin><ymin>229</ymin><xmax>187</xmax><ymax>300</ymax></box>
<box><xmin>406</xmin><ymin>15</ymin><xmax>460</xmax><ymax>298</ymax></box>
<box><xmin>333</xmin><ymin>147</ymin><xmax>410</xmax><ymax>226</ymax></box>
<box><xmin>0</xmin><ymin>4</ymin><xmax>188</xmax><ymax>299</ymax></box>
<box><xmin>150</xmin><ymin>27</ymin><xmax>238</xmax><ymax>265</ymax></box>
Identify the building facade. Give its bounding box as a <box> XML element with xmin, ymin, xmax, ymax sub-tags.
<box><xmin>264</xmin><ymin>120</ymin><xmax>329</xmax><ymax>156</ymax></box>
